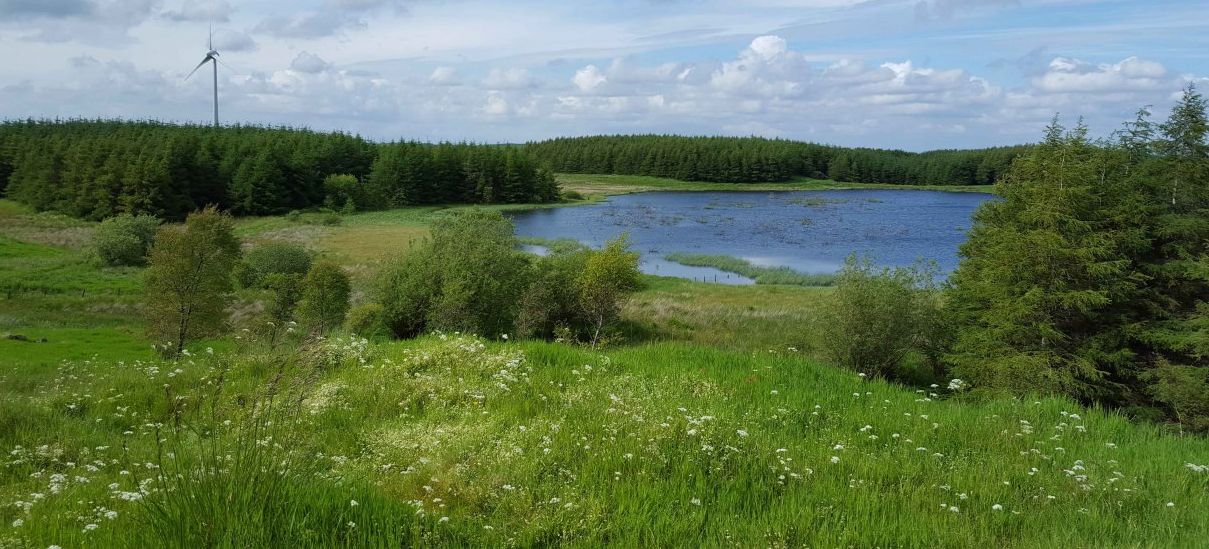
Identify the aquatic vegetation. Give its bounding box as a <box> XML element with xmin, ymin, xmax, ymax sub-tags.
<box><xmin>664</xmin><ymin>253</ymin><xmax>837</xmax><ymax>286</ymax></box>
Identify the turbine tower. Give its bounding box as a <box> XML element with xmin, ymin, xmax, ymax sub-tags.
<box><xmin>185</xmin><ymin>27</ymin><xmax>221</xmax><ymax>127</ymax></box>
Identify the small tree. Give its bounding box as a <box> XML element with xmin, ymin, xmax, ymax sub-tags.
<box><xmin>258</xmin><ymin>272</ymin><xmax>303</xmax><ymax>344</ymax></box>
<box><xmin>576</xmin><ymin>236</ymin><xmax>641</xmax><ymax>347</ymax></box>
<box><xmin>144</xmin><ymin>206</ymin><xmax>241</xmax><ymax>356</ymax></box>
<box><xmin>378</xmin><ymin>210</ymin><xmax>531</xmax><ymax>338</ymax></box>
<box><xmin>296</xmin><ymin>261</ymin><xmax>351</xmax><ymax>334</ymax></box>
<box><xmin>817</xmin><ymin>256</ymin><xmax>942</xmax><ymax>378</ymax></box>
<box><xmin>238</xmin><ymin>242</ymin><xmax>312</xmax><ymax>288</ymax></box>
<box><xmin>92</xmin><ymin>213</ymin><xmax>160</xmax><ymax>266</ymax></box>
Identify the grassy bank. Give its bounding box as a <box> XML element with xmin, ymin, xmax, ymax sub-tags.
<box><xmin>2</xmin><ymin>334</ymin><xmax>1207</xmax><ymax>547</ymax></box>
<box><xmin>557</xmin><ymin>173</ymin><xmax>994</xmax><ymax>199</ymax></box>
<box><xmin>664</xmin><ymin>253</ymin><xmax>837</xmax><ymax>287</ymax></box>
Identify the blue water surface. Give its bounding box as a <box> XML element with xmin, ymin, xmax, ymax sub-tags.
<box><xmin>509</xmin><ymin>189</ymin><xmax>993</xmax><ymax>284</ymax></box>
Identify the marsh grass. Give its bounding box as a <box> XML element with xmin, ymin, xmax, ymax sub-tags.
<box><xmin>664</xmin><ymin>253</ymin><xmax>837</xmax><ymax>286</ymax></box>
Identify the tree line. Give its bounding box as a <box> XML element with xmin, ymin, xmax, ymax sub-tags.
<box><xmin>0</xmin><ymin>120</ymin><xmax>559</xmax><ymax>220</ymax></box>
<box><xmin>523</xmin><ymin>135</ymin><xmax>1028</xmax><ymax>185</ymax></box>
<box><xmin>947</xmin><ymin>88</ymin><xmax>1209</xmax><ymax>430</ymax></box>
<box><xmin>817</xmin><ymin>86</ymin><xmax>1209</xmax><ymax>431</ymax></box>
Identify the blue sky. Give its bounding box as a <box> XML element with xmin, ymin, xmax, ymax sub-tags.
<box><xmin>1</xmin><ymin>0</ymin><xmax>1205</xmax><ymax>149</ymax></box>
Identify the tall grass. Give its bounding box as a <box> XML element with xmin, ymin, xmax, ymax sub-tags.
<box><xmin>664</xmin><ymin>253</ymin><xmax>837</xmax><ymax>286</ymax></box>
<box><xmin>3</xmin><ymin>335</ymin><xmax>1207</xmax><ymax>546</ymax></box>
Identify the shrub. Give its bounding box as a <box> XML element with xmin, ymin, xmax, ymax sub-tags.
<box><xmin>346</xmin><ymin>303</ymin><xmax>390</xmax><ymax>338</ymax></box>
<box><xmin>562</xmin><ymin>189</ymin><xmax>585</xmax><ymax>201</ymax></box>
<box><xmin>144</xmin><ymin>206</ymin><xmax>241</xmax><ymax>356</ymax></box>
<box><xmin>516</xmin><ymin>246</ymin><xmax>590</xmax><ymax>339</ymax></box>
<box><xmin>576</xmin><ymin>236</ymin><xmax>642</xmax><ymax>346</ymax></box>
<box><xmin>241</xmin><ymin>242</ymin><xmax>312</xmax><ymax>288</ymax></box>
<box><xmin>323</xmin><ymin>174</ymin><xmax>366</xmax><ymax>211</ymax></box>
<box><xmin>816</xmin><ymin>256</ymin><xmax>946</xmax><ymax>379</ymax></box>
<box><xmin>92</xmin><ymin>213</ymin><xmax>159</xmax><ymax>266</ymax></box>
<box><xmin>296</xmin><ymin>262</ymin><xmax>351</xmax><ymax>334</ymax></box>
<box><xmin>321</xmin><ymin>213</ymin><xmax>342</xmax><ymax>226</ymax></box>
<box><xmin>378</xmin><ymin>210</ymin><xmax>531</xmax><ymax>338</ymax></box>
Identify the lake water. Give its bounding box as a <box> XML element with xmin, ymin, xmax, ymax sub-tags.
<box><xmin>510</xmin><ymin>189</ymin><xmax>993</xmax><ymax>285</ymax></box>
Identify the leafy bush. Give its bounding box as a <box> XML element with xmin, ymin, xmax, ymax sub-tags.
<box><xmin>562</xmin><ymin>190</ymin><xmax>585</xmax><ymax>201</ymax></box>
<box><xmin>816</xmin><ymin>256</ymin><xmax>946</xmax><ymax>379</ymax></box>
<box><xmin>576</xmin><ymin>236</ymin><xmax>642</xmax><ymax>346</ymax></box>
<box><xmin>92</xmin><ymin>214</ymin><xmax>159</xmax><ymax>266</ymax></box>
<box><xmin>378</xmin><ymin>210</ymin><xmax>532</xmax><ymax>338</ymax></box>
<box><xmin>345</xmin><ymin>303</ymin><xmax>390</xmax><ymax>338</ymax></box>
<box><xmin>296</xmin><ymin>262</ymin><xmax>351</xmax><ymax>334</ymax></box>
<box><xmin>516</xmin><ymin>246</ymin><xmax>590</xmax><ymax>339</ymax></box>
<box><xmin>240</xmin><ymin>242</ymin><xmax>312</xmax><ymax>288</ymax></box>
<box><xmin>144</xmin><ymin>206</ymin><xmax>241</xmax><ymax>356</ymax></box>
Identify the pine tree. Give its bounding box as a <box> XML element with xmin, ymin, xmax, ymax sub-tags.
<box><xmin>947</xmin><ymin>119</ymin><xmax>1136</xmax><ymax>398</ymax></box>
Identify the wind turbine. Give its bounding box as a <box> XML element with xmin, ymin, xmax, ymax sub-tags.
<box><xmin>185</xmin><ymin>26</ymin><xmax>221</xmax><ymax>127</ymax></box>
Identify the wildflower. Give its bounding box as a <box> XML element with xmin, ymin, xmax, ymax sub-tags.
<box><xmin>348</xmin><ymin>521</ymin><xmax>356</xmax><ymax>528</ymax></box>
<box><xmin>690</xmin><ymin>498</ymin><xmax>702</xmax><ymax>506</ymax></box>
<box><xmin>947</xmin><ymin>379</ymin><xmax>966</xmax><ymax>391</ymax></box>
<box><xmin>992</xmin><ymin>504</ymin><xmax>1004</xmax><ymax>511</ymax></box>
<box><xmin>439</xmin><ymin>516</ymin><xmax>450</xmax><ymax>523</ymax></box>
<box><xmin>1166</xmin><ymin>502</ymin><xmax>1175</xmax><ymax>508</ymax></box>
<box><xmin>830</xmin><ymin>456</ymin><xmax>840</xmax><ymax>464</ymax></box>
<box><xmin>83</xmin><ymin>524</ymin><xmax>99</xmax><ymax>532</ymax></box>
<box><xmin>948</xmin><ymin>506</ymin><xmax>959</xmax><ymax>513</ymax></box>
<box><xmin>736</xmin><ymin>429</ymin><xmax>749</xmax><ymax>438</ymax></box>
<box><xmin>11</xmin><ymin>518</ymin><xmax>23</xmax><ymax>528</ymax></box>
<box><xmin>350</xmin><ymin>499</ymin><xmax>359</xmax><ymax>507</ymax></box>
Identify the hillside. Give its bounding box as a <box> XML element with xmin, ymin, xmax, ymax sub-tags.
<box><xmin>1</xmin><ymin>198</ymin><xmax>1207</xmax><ymax>547</ymax></box>
<box><xmin>2</xmin><ymin>334</ymin><xmax>1207</xmax><ymax>546</ymax></box>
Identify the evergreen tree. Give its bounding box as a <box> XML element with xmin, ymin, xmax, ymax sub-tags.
<box><xmin>948</xmin><ymin>120</ymin><xmax>1137</xmax><ymax>398</ymax></box>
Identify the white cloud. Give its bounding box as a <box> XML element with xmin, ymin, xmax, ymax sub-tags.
<box><xmin>572</xmin><ymin>65</ymin><xmax>607</xmax><ymax>92</ymax></box>
<box><xmin>1033</xmin><ymin>56</ymin><xmax>1170</xmax><ymax>94</ymax></box>
<box><xmin>428</xmin><ymin>66</ymin><xmax>459</xmax><ymax>86</ymax></box>
<box><xmin>747</xmin><ymin>35</ymin><xmax>788</xmax><ymax>61</ymax></box>
<box><xmin>290</xmin><ymin>51</ymin><xmax>329</xmax><ymax>73</ymax></box>
<box><xmin>483</xmin><ymin>67</ymin><xmax>536</xmax><ymax>90</ymax></box>
<box><xmin>482</xmin><ymin>93</ymin><xmax>509</xmax><ymax>116</ymax></box>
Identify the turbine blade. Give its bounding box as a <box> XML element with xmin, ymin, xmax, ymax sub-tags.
<box><xmin>208</xmin><ymin>22</ymin><xmax>213</xmax><ymax>51</ymax></box>
<box><xmin>184</xmin><ymin>57</ymin><xmax>209</xmax><ymax>81</ymax></box>
<box><xmin>213</xmin><ymin>56</ymin><xmax>240</xmax><ymax>75</ymax></box>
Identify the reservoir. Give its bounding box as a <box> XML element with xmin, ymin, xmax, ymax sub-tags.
<box><xmin>510</xmin><ymin>189</ymin><xmax>993</xmax><ymax>284</ymax></box>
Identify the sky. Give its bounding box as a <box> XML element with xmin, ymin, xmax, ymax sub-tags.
<box><xmin>0</xmin><ymin>0</ymin><xmax>1205</xmax><ymax>150</ymax></box>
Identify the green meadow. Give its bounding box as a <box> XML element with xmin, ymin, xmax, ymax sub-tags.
<box><xmin>2</xmin><ymin>192</ymin><xmax>1207</xmax><ymax>547</ymax></box>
